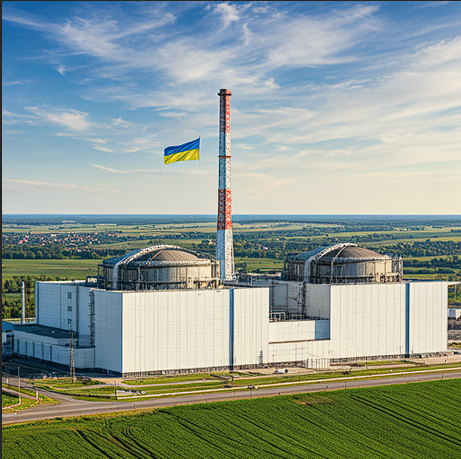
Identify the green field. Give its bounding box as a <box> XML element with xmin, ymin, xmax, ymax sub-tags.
<box><xmin>236</xmin><ymin>257</ymin><xmax>284</xmax><ymax>271</ymax></box>
<box><xmin>2</xmin><ymin>259</ymin><xmax>100</xmax><ymax>280</ymax></box>
<box><xmin>3</xmin><ymin>379</ymin><xmax>461</xmax><ymax>459</ymax></box>
<box><xmin>2</xmin><ymin>392</ymin><xmax>19</xmax><ymax>407</ymax></box>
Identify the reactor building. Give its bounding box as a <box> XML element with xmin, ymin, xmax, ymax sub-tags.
<box><xmin>10</xmin><ymin>242</ymin><xmax>448</xmax><ymax>376</ymax></box>
<box><xmin>7</xmin><ymin>89</ymin><xmax>449</xmax><ymax>375</ymax></box>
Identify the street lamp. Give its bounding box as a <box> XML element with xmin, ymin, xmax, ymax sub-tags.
<box><xmin>18</xmin><ymin>366</ymin><xmax>21</xmax><ymax>404</ymax></box>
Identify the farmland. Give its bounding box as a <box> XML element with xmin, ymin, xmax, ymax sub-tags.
<box><xmin>1</xmin><ymin>259</ymin><xmax>100</xmax><ymax>279</ymax></box>
<box><xmin>3</xmin><ymin>379</ymin><xmax>461</xmax><ymax>458</ymax></box>
<box><xmin>2</xmin><ymin>215</ymin><xmax>461</xmax><ymax>319</ymax></box>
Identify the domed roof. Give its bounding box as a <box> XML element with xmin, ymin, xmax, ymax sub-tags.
<box><xmin>102</xmin><ymin>245</ymin><xmax>204</xmax><ymax>267</ymax></box>
<box><xmin>319</xmin><ymin>245</ymin><xmax>390</xmax><ymax>261</ymax></box>
<box><xmin>137</xmin><ymin>248</ymin><xmax>199</xmax><ymax>263</ymax></box>
<box><xmin>297</xmin><ymin>243</ymin><xmax>390</xmax><ymax>263</ymax></box>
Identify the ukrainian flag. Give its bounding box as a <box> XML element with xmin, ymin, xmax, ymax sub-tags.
<box><xmin>164</xmin><ymin>138</ymin><xmax>200</xmax><ymax>165</ymax></box>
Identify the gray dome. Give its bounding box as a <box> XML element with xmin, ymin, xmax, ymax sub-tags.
<box><xmin>285</xmin><ymin>243</ymin><xmax>401</xmax><ymax>284</ymax></box>
<box><xmin>136</xmin><ymin>248</ymin><xmax>200</xmax><ymax>263</ymax></box>
<box><xmin>316</xmin><ymin>246</ymin><xmax>390</xmax><ymax>262</ymax></box>
<box><xmin>99</xmin><ymin>245</ymin><xmax>219</xmax><ymax>291</ymax></box>
<box><xmin>102</xmin><ymin>245</ymin><xmax>201</xmax><ymax>267</ymax></box>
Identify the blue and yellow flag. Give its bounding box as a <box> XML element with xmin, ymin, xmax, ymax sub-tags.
<box><xmin>164</xmin><ymin>138</ymin><xmax>200</xmax><ymax>165</ymax></box>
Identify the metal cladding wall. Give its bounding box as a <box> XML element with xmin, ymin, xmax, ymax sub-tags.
<box><xmin>329</xmin><ymin>283</ymin><xmax>406</xmax><ymax>360</ymax></box>
<box><xmin>121</xmin><ymin>289</ymin><xmax>230</xmax><ymax>374</ymax></box>
<box><xmin>103</xmin><ymin>261</ymin><xmax>218</xmax><ymax>290</ymax></box>
<box><xmin>93</xmin><ymin>287</ymin><xmax>268</xmax><ymax>375</ymax></box>
<box><xmin>268</xmin><ymin>320</ymin><xmax>330</xmax><ymax>365</ymax></box>
<box><xmin>329</xmin><ymin>281</ymin><xmax>448</xmax><ymax>360</ymax></box>
<box><xmin>232</xmin><ymin>288</ymin><xmax>269</xmax><ymax>367</ymax></box>
<box><xmin>14</xmin><ymin>330</ymin><xmax>94</xmax><ymax>367</ymax></box>
<box><xmin>306</xmin><ymin>284</ymin><xmax>331</xmax><ymax>319</ymax></box>
<box><xmin>270</xmin><ymin>281</ymin><xmax>304</xmax><ymax>315</ymax></box>
<box><xmin>36</xmin><ymin>282</ymin><xmax>92</xmax><ymax>344</ymax></box>
<box><xmin>94</xmin><ymin>290</ymin><xmax>123</xmax><ymax>373</ymax></box>
<box><xmin>408</xmin><ymin>281</ymin><xmax>447</xmax><ymax>355</ymax></box>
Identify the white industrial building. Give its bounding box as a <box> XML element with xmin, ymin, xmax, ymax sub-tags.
<box><xmin>10</xmin><ymin>244</ymin><xmax>448</xmax><ymax>376</ymax></box>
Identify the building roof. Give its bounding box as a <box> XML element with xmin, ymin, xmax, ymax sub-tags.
<box><xmin>102</xmin><ymin>245</ymin><xmax>203</xmax><ymax>267</ymax></box>
<box><xmin>13</xmin><ymin>323</ymin><xmax>73</xmax><ymax>339</ymax></box>
<box><xmin>320</xmin><ymin>245</ymin><xmax>390</xmax><ymax>261</ymax></box>
<box><xmin>296</xmin><ymin>244</ymin><xmax>389</xmax><ymax>262</ymax></box>
<box><xmin>2</xmin><ymin>320</ymin><xmax>15</xmax><ymax>332</ymax></box>
<box><xmin>137</xmin><ymin>249</ymin><xmax>199</xmax><ymax>263</ymax></box>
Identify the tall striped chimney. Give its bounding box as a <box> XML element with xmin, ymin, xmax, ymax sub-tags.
<box><xmin>217</xmin><ymin>89</ymin><xmax>234</xmax><ymax>281</ymax></box>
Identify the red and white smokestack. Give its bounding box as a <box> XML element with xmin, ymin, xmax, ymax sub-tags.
<box><xmin>217</xmin><ymin>89</ymin><xmax>235</xmax><ymax>281</ymax></box>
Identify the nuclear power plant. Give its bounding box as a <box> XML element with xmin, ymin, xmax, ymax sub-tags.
<box><xmin>7</xmin><ymin>90</ymin><xmax>449</xmax><ymax>376</ymax></box>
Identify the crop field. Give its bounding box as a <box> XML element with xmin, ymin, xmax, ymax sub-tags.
<box><xmin>236</xmin><ymin>257</ymin><xmax>284</xmax><ymax>271</ymax></box>
<box><xmin>3</xmin><ymin>379</ymin><xmax>461</xmax><ymax>459</ymax></box>
<box><xmin>95</xmin><ymin>238</ymin><xmax>200</xmax><ymax>251</ymax></box>
<box><xmin>1</xmin><ymin>259</ymin><xmax>100</xmax><ymax>280</ymax></box>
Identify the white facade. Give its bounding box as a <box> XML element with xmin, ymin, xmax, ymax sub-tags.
<box><xmin>22</xmin><ymin>283</ymin><xmax>268</xmax><ymax>375</ymax></box>
<box><xmin>266</xmin><ymin>282</ymin><xmax>447</xmax><ymax>364</ymax></box>
<box><xmin>35</xmin><ymin>281</ymin><xmax>93</xmax><ymax>346</ymax></box>
<box><xmin>95</xmin><ymin>287</ymin><xmax>268</xmax><ymax>374</ymax></box>
<box><xmin>11</xmin><ymin>279</ymin><xmax>447</xmax><ymax>375</ymax></box>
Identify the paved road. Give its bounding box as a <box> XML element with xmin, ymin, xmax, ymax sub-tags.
<box><xmin>3</xmin><ymin>370</ymin><xmax>460</xmax><ymax>426</ymax></box>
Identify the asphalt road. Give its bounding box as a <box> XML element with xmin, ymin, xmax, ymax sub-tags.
<box><xmin>3</xmin><ymin>370</ymin><xmax>460</xmax><ymax>426</ymax></box>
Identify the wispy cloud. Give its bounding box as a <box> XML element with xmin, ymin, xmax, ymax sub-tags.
<box><xmin>25</xmin><ymin>106</ymin><xmax>92</xmax><ymax>130</ymax></box>
<box><xmin>93</xmin><ymin>145</ymin><xmax>114</xmax><ymax>153</ymax></box>
<box><xmin>92</xmin><ymin>163</ymin><xmax>211</xmax><ymax>175</ymax></box>
<box><xmin>2</xmin><ymin>179</ymin><xmax>117</xmax><ymax>193</ymax></box>
<box><xmin>92</xmin><ymin>164</ymin><xmax>161</xmax><ymax>174</ymax></box>
<box><xmin>2</xmin><ymin>2</ymin><xmax>460</xmax><ymax>213</ymax></box>
<box><xmin>212</xmin><ymin>3</ymin><xmax>241</xmax><ymax>29</ymax></box>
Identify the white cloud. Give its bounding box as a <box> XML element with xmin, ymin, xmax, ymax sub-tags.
<box><xmin>2</xmin><ymin>2</ymin><xmax>460</xmax><ymax>213</ymax></box>
<box><xmin>107</xmin><ymin>116</ymin><xmax>132</xmax><ymax>128</ymax></box>
<box><xmin>57</xmin><ymin>64</ymin><xmax>66</xmax><ymax>75</ymax></box>
<box><xmin>2</xmin><ymin>179</ymin><xmax>117</xmax><ymax>193</ymax></box>
<box><xmin>92</xmin><ymin>163</ymin><xmax>211</xmax><ymax>175</ymax></box>
<box><xmin>25</xmin><ymin>106</ymin><xmax>92</xmax><ymax>130</ymax></box>
<box><xmin>90</xmin><ymin>138</ymin><xmax>107</xmax><ymax>144</ymax></box>
<box><xmin>93</xmin><ymin>145</ymin><xmax>114</xmax><ymax>153</ymax></box>
<box><xmin>214</xmin><ymin>3</ymin><xmax>240</xmax><ymax>28</ymax></box>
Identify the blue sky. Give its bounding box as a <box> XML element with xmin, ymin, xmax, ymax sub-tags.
<box><xmin>2</xmin><ymin>1</ymin><xmax>461</xmax><ymax>215</ymax></box>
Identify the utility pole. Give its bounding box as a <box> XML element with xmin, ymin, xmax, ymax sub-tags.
<box><xmin>18</xmin><ymin>366</ymin><xmax>21</xmax><ymax>403</ymax></box>
<box><xmin>22</xmin><ymin>281</ymin><xmax>26</xmax><ymax>324</ymax></box>
<box><xmin>69</xmin><ymin>330</ymin><xmax>76</xmax><ymax>382</ymax></box>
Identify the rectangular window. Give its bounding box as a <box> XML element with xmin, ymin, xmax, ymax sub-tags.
<box><xmin>68</xmin><ymin>292</ymin><xmax>72</xmax><ymax>299</ymax></box>
<box><xmin>68</xmin><ymin>306</ymin><xmax>72</xmax><ymax>312</ymax></box>
<box><xmin>68</xmin><ymin>319</ymin><xmax>72</xmax><ymax>328</ymax></box>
